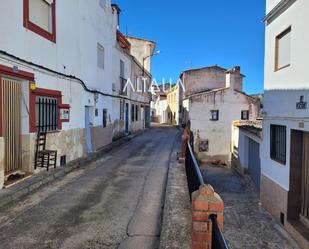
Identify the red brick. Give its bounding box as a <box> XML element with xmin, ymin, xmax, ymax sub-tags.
<box><xmin>192</xmin><ymin>221</ymin><xmax>211</xmax><ymax>232</ymax></box>
<box><xmin>192</xmin><ymin>241</ymin><xmax>211</xmax><ymax>249</ymax></box>
<box><xmin>192</xmin><ymin>200</ymin><xmax>209</xmax><ymax>211</ymax></box>
<box><xmin>192</xmin><ymin>211</ymin><xmax>210</xmax><ymax>221</ymax></box>
<box><xmin>199</xmin><ymin>185</ymin><xmax>214</xmax><ymax>196</ymax></box>
<box><xmin>209</xmin><ymin>201</ymin><xmax>224</xmax><ymax>212</ymax></box>
<box><xmin>192</xmin><ymin>231</ymin><xmax>212</xmax><ymax>242</ymax></box>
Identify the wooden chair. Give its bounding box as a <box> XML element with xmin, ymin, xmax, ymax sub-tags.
<box><xmin>35</xmin><ymin>132</ymin><xmax>57</xmax><ymax>171</ymax></box>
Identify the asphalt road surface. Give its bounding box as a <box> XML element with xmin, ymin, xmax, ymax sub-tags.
<box><xmin>0</xmin><ymin>125</ymin><xmax>178</xmax><ymax>249</ymax></box>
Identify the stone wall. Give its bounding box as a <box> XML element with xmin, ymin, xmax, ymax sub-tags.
<box><xmin>190</xmin><ymin>88</ymin><xmax>258</xmax><ymax>165</ymax></box>
<box><xmin>261</xmin><ymin>174</ymin><xmax>288</xmax><ymax>223</ymax></box>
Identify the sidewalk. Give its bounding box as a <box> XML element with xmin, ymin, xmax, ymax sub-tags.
<box><xmin>0</xmin><ymin>132</ymin><xmax>141</xmax><ymax>210</ymax></box>
<box><xmin>200</xmin><ymin>165</ymin><xmax>300</xmax><ymax>249</ymax></box>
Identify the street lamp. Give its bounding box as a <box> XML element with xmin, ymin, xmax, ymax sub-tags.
<box><xmin>142</xmin><ymin>50</ymin><xmax>160</xmax><ymax>76</ymax></box>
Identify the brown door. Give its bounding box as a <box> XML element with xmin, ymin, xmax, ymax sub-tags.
<box><xmin>2</xmin><ymin>78</ymin><xmax>22</xmax><ymax>174</ymax></box>
<box><xmin>301</xmin><ymin>132</ymin><xmax>309</xmax><ymax>220</ymax></box>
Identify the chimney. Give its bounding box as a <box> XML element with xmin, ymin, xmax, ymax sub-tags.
<box><xmin>225</xmin><ymin>66</ymin><xmax>243</xmax><ymax>91</ymax></box>
<box><xmin>111</xmin><ymin>4</ymin><xmax>121</xmax><ymax>30</ymax></box>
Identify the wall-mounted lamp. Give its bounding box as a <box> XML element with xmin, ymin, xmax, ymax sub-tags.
<box><xmin>29</xmin><ymin>80</ymin><xmax>37</xmax><ymax>91</ymax></box>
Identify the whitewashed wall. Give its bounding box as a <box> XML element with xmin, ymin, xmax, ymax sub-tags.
<box><xmin>0</xmin><ymin>0</ymin><xmax>117</xmax><ymax>95</ymax></box>
<box><xmin>189</xmin><ymin>88</ymin><xmax>258</xmax><ymax>162</ymax></box>
<box><xmin>262</xmin><ymin>0</ymin><xmax>309</xmax><ymax>190</ymax></box>
<box><xmin>265</xmin><ymin>0</ymin><xmax>309</xmax><ymax>91</ymax></box>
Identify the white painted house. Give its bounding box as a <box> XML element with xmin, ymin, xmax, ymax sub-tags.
<box><xmin>232</xmin><ymin>120</ymin><xmax>262</xmax><ymax>189</ymax></box>
<box><xmin>261</xmin><ymin>0</ymin><xmax>309</xmax><ymax>248</ymax></box>
<box><xmin>182</xmin><ymin>66</ymin><xmax>260</xmax><ymax>165</ymax></box>
<box><xmin>0</xmin><ymin>0</ymin><xmax>154</xmax><ymax>189</ymax></box>
<box><xmin>151</xmin><ymin>89</ymin><xmax>168</xmax><ymax>124</ymax></box>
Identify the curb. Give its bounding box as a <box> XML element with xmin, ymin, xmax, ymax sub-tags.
<box><xmin>159</xmin><ymin>132</ymin><xmax>191</xmax><ymax>249</ymax></box>
<box><xmin>0</xmin><ymin>132</ymin><xmax>142</xmax><ymax>210</ymax></box>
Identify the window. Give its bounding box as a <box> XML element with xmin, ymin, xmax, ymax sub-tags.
<box><xmin>97</xmin><ymin>43</ymin><xmax>105</xmax><ymax>69</ymax></box>
<box><xmin>35</xmin><ymin>96</ymin><xmax>58</xmax><ymax>132</ymax></box>
<box><xmin>275</xmin><ymin>27</ymin><xmax>291</xmax><ymax>71</ymax></box>
<box><xmin>103</xmin><ymin>109</ymin><xmax>108</xmax><ymax>127</ymax></box>
<box><xmin>210</xmin><ymin>110</ymin><xmax>219</xmax><ymax>121</ymax></box>
<box><xmin>241</xmin><ymin>110</ymin><xmax>249</xmax><ymax>120</ymax></box>
<box><xmin>135</xmin><ymin>105</ymin><xmax>139</xmax><ymax>121</ymax></box>
<box><xmin>270</xmin><ymin>125</ymin><xmax>286</xmax><ymax>164</ymax></box>
<box><xmin>120</xmin><ymin>60</ymin><xmax>126</xmax><ymax>95</ymax></box>
<box><xmin>24</xmin><ymin>0</ymin><xmax>56</xmax><ymax>42</ymax></box>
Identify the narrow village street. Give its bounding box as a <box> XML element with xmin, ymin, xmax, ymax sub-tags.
<box><xmin>0</xmin><ymin>126</ymin><xmax>178</xmax><ymax>249</ymax></box>
<box><xmin>201</xmin><ymin>165</ymin><xmax>300</xmax><ymax>249</ymax></box>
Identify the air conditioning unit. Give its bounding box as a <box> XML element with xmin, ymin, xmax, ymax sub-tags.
<box><xmin>112</xmin><ymin>83</ymin><xmax>116</xmax><ymax>92</ymax></box>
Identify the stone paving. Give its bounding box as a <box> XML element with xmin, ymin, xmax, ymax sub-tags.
<box><xmin>200</xmin><ymin>165</ymin><xmax>301</xmax><ymax>249</ymax></box>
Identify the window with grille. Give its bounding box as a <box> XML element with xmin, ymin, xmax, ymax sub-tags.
<box><xmin>210</xmin><ymin>110</ymin><xmax>219</xmax><ymax>121</ymax></box>
<box><xmin>35</xmin><ymin>96</ymin><xmax>58</xmax><ymax>132</ymax></box>
<box><xmin>270</xmin><ymin>125</ymin><xmax>286</xmax><ymax>164</ymax></box>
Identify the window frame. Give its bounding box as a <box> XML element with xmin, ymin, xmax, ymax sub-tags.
<box><xmin>97</xmin><ymin>43</ymin><xmax>105</xmax><ymax>70</ymax></box>
<box><xmin>270</xmin><ymin>124</ymin><xmax>287</xmax><ymax>165</ymax></box>
<box><xmin>23</xmin><ymin>0</ymin><xmax>57</xmax><ymax>43</ymax></box>
<box><xmin>241</xmin><ymin>110</ymin><xmax>249</xmax><ymax>120</ymax></box>
<box><xmin>30</xmin><ymin>88</ymin><xmax>62</xmax><ymax>132</ymax></box>
<box><xmin>275</xmin><ymin>26</ymin><xmax>291</xmax><ymax>72</ymax></box>
<box><xmin>210</xmin><ymin>110</ymin><xmax>219</xmax><ymax>121</ymax></box>
<box><xmin>35</xmin><ymin>95</ymin><xmax>58</xmax><ymax>132</ymax></box>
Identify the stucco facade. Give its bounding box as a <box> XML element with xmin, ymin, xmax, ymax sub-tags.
<box><xmin>166</xmin><ymin>84</ymin><xmax>182</xmax><ymax>125</ymax></box>
<box><xmin>151</xmin><ymin>93</ymin><xmax>168</xmax><ymax>124</ymax></box>
<box><xmin>261</xmin><ymin>1</ymin><xmax>309</xmax><ymax>248</ymax></box>
<box><xmin>189</xmin><ymin>88</ymin><xmax>259</xmax><ymax>165</ymax></box>
<box><xmin>0</xmin><ymin>1</ymin><xmax>154</xmax><ymax>189</ymax></box>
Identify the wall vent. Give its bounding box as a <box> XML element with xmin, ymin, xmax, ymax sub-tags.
<box><xmin>280</xmin><ymin>212</ymin><xmax>285</xmax><ymax>226</ymax></box>
<box><xmin>60</xmin><ymin>155</ymin><xmax>66</xmax><ymax>166</ymax></box>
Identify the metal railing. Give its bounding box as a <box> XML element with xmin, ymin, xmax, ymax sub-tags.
<box><xmin>36</xmin><ymin>96</ymin><xmax>58</xmax><ymax>132</ymax></box>
<box><xmin>210</xmin><ymin>214</ymin><xmax>229</xmax><ymax>249</ymax></box>
<box><xmin>185</xmin><ymin>141</ymin><xmax>205</xmax><ymax>195</ymax></box>
<box><xmin>185</xmin><ymin>141</ymin><xmax>229</xmax><ymax>249</ymax></box>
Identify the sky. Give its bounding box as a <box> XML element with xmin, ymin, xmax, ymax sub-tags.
<box><xmin>113</xmin><ymin>0</ymin><xmax>266</xmax><ymax>94</ymax></box>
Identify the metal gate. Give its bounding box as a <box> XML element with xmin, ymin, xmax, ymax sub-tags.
<box><xmin>248</xmin><ymin>138</ymin><xmax>261</xmax><ymax>189</ymax></box>
<box><xmin>2</xmin><ymin>78</ymin><xmax>22</xmax><ymax>174</ymax></box>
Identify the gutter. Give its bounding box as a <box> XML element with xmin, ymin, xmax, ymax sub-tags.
<box><xmin>0</xmin><ymin>50</ymin><xmax>150</xmax><ymax>105</ymax></box>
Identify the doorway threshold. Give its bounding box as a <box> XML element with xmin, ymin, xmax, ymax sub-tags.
<box><xmin>4</xmin><ymin>172</ymin><xmax>33</xmax><ymax>189</ymax></box>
